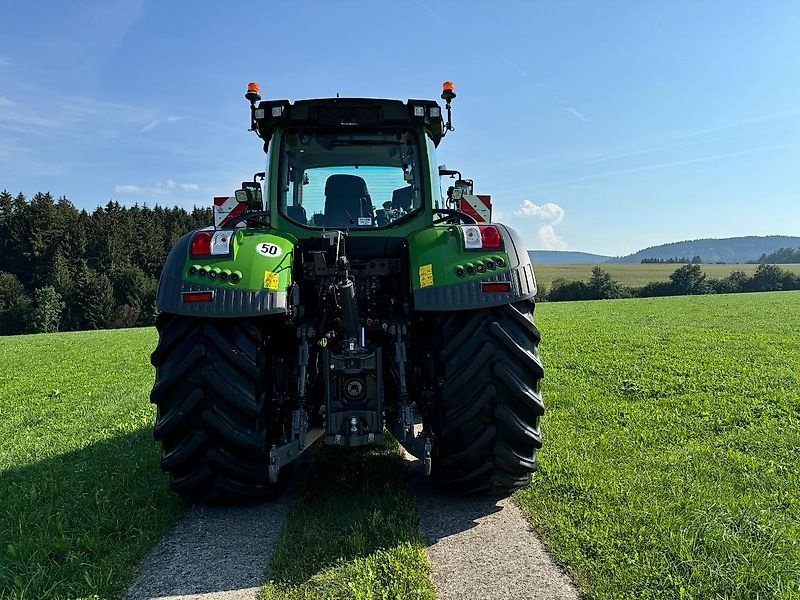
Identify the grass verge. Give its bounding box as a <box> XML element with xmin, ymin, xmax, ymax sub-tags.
<box><xmin>260</xmin><ymin>437</ymin><xmax>435</xmax><ymax>600</ymax></box>
<box><xmin>517</xmin><ymin>291</ymin><xmax>800</xmax><ymax>599</ymax></box>
<box><xmin>0</xmin><ymin>328</ymin><xmax>180</xmax><ymax>600</ymax></box>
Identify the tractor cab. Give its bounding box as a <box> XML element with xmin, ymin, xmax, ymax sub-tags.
<box><xmin>216</xmin><ymin>82</ymin><xmax>491</xmax><ymax>234</ymax></box>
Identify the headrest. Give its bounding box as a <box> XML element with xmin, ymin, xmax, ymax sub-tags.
<box><xmin>392</xmin><ymin>186</ymin><xmax>414</xmax><ymax>209</ymax></box>
<box><xmin>325</xmin><ymin>174</ymin><xmax>368</xmax><ymax>197</ymax></box>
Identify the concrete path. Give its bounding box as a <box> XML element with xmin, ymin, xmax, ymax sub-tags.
<box><xmin>410</xmin><ymin>458</ymin><xmax>581</xmax><ymax>600</ymax></box>
<box><xmin>125</xmin><ymin>498</ymin><xmax>292</xmax><ymax>600</ymax></box>
<box><xmin>127</xmin><ymin>431</ymin><xmax>324</xmax><ymax>600</ymax></box>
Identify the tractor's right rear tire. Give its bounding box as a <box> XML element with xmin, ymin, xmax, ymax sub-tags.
<box><xmin>429</xmin><ymin>299</ymin><xmax>544</xmax><ymax>496</ymax></box>
<box><xmin>150</xmin><ymin>313</ymin><xmax>289</xmax><ymax>504</ymax></box>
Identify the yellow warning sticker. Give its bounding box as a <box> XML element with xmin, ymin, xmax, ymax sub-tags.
<box><xmin>419</xmin><ymin>264</ymin><xmax>434</xmax><ymax>288</ymax></box>
<box><xmin>263</xmin><ymin>271</ymin><xmax>280</xmax><ymax>290</ymax></box>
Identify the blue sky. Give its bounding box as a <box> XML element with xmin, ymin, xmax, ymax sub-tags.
<box><xmin>1</xmin><ymin>0</ymin><xmax>798</xmax><ymax>255</ymax></box>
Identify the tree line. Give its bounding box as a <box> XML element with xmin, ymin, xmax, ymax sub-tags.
<box><xmin>0</xmin><ymin>190</ymin><xmax>210</xmax><ymax>335</ymax></box>
<box><xmin>640</xmin><ymin>256</ymin><xmax>703</xmax><ymax>264</ymax></box>
<box><xmin>755</xmin><ymin>247</ymin><xmax>800</xmax><ymax>264</ymax></box>
<box><xmin>538</xmin><ymin>263</ymin><xmax>800</xmax><ymax>302</ymax></box>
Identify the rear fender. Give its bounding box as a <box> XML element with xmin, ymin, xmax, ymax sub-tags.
<box><xmin>156</xmin><ymin>229</ymin><xmax>296</xmax><ymax>317</ymax></box>
<box><xmin>407</xmin><ymin>224</ymin><xmax>536</xmax><ymax>311</ymax></box>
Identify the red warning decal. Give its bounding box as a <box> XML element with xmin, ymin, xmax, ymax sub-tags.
<box><xmin>459</xmin><ymin>195</ymin><xmax>492</xmax><ymax>223</ymax></box>
<box><xmin>213</xmin><ymin>197</ymin><xmax>245</xmax><ymax>227</ymax></box>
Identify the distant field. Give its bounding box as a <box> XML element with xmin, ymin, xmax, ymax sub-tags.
<box><xmin>0</xmin><ymin>328</ymin><xmax>180</xmax><ymax>600</ymax></box>
<box><xmin>519</xmin><ymin>292</ymin><xmax>800</xmax><ymax>599</ymax></box>
<box><xmin>533</xmin><ymin>262</ymin><xmax>800</xmax><ymax>288</ymax></box>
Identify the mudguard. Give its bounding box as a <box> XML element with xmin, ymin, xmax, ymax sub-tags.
<box><xmin>408</xmin><ymin>223</ymin><xmax>536</xmax><ymax>311</ymax></box>
<box><xmin>156</xmin><ymin>229</ymin><xmax>296</xmax><ymax>317</ymax></box>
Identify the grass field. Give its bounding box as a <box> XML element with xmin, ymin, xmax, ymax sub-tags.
<box><xmin>533</xmin><ymin>262</ymin><xmax>800</xmax><ymax>288</ymax></box>
<box><xmin>2</xmin><ymin>292</ymin><xmax>799</xmax><ymax>599</ymax></box>
<box><xmin>519</xmin><ymin>292</ymin><xmax>800</xmax><ymax>599</ymax></box>
<box><xmin>0</xmin><ymin>328</ymin><xmax>180</xmax><ymax>600</ymax></box>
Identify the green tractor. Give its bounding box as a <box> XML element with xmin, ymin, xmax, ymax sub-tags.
<box><xmin>150</xmin><ymin>81</ymin><xmax>544</xmax><ymax>503</ymax></box>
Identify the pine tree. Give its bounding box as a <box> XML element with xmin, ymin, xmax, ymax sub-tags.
<box><xmin>82</xmin><ymin>271</ymin><xmax>116</xmax><ymax>330</ymax></box>
<box><xmin>0</xmin><ymin>272</ymin><xmax>32</xmax><ymax>335</ymax></box>
<box><xmin>31</xmin><ymin>286</ymin><xmax>65</xmax><ymax>333</ymax></box>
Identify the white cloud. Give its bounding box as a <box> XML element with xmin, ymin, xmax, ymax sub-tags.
<box><xmin>0</xmin><ymin>96</ymin><xmax>60</xmax><ymax>133</ymax></box>
<box><xmin>141</xmin><ymin>115</ymin><xmax>183</xmax><ymax>133</ymax></box>
<box><xmin>514</xmin><ymin>200</ymin><xmax>565</xmax><ymax>224</ymax></box>
<box><xmin>513</xmin><ymin>200</ymin><xmax>567</xmax><ymax>249</ymax></box>
<box><xmin>562</xmin><ymin>106</ymin><xmax>589</xmax><ymax>122</ymax></box>
<box><xmin>115</xmin><ymin>180</ymin><xmax>199</xmax><ymax>197</ymax></box>
<box><xmin>114</xmin><ymin>184</ymin><xmax>142</xmax><ymax>193</ymax></box>
<box><xmin>537</xmin><ymin>224</ymin><xmax>568</xmax><ymax>250</ymax></box>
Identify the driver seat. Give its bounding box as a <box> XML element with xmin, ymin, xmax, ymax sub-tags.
<box><xmin>323</xmin><ymin>174</ymin><xmax>373</xmax><ymax>227</ymax></box>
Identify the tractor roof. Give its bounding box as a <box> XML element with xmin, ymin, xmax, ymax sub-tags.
<box><xmin>251</xmin><ymin>97</ymin><xmax>446</xmax><ymax>147</ymax></box>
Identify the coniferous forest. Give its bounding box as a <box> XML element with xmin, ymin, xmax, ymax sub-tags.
<box><xmin>0</xmin><ymin>190</ymin><xmax>210</xmax><ymax>335</ymax></box>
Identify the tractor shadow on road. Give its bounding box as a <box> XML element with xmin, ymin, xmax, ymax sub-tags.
<box><xmin>405</xmin><ymin>456</ymin><xmax>506</xmax><ymax>545</ymax></box>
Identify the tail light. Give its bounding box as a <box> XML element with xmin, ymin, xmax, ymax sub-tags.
<box><xmin>481</xmin><ymin>282</ymin><xmax>511</xmax><ymax>293</ymax></box>
<box><xmin>461</xmin><ymin>225</ymin><xmax>503</xmax><ymax>250</ymax></box>
<box><xmin>182</xmin><ymin>291</ymin><xmax>214</xmax><ymax>303</ymax></box>
<box><xmin>190</xmin><ymin>230</ymin><xmax>232</xmax><ymax>258</ymax></box>
<box><xmin>191</xmin><ymin>231</ymin><xmax>212</xmax><ymax>257</ymax></box>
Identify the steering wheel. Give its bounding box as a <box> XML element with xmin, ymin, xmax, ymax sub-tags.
<box><xmin>222</xmin><ymin>211</ymin><xmax>270</xmax><ymax>228</ymax></box>
<box><xmin>432</xmin><ymin>208</ymin><xmax>477</xmax><ymax>225</ymax></box>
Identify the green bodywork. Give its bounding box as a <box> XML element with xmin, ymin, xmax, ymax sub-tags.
<box><xmin>406</xmin><ymin>226</ymin><xmax>511</xmax><ymax>290</ymax></box>
<box><xmin>185</xmin><ymin>229</ymin><xmax>296</xmax><ymax>291</ymax></box>
<box><xmin>183</xmin><ymin>224</ymin><xmax>512</xmax><ymax>294</ymax></box>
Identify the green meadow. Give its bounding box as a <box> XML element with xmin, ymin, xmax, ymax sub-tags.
<box><xmin>518</xmin><ymin>292</ymin><xmax>800</xmax><ymax>599</ymax></box>
<box><xmin>1</xmin><ymin>292</ymin><xmax>798</xmax><ymax>598</ymax></box>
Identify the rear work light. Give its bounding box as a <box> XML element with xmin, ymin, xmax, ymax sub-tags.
<box><xmin>190</xmin><ymin>230</ymin><xmax>232</xmax><ymax>257</ymax></box>
<box><xmin>481</xmin><ymin>282</ymin><xmax>512</xmax><ymax>293</ymax></box>
<box><xmin>182</xmin><ymin>291</ymin><xmax>214</xmax><ymax>303</ymax></box>
<box><xmin>461</xmin><ymin>225</ymin><xmax>503</xmax><ymax>250</ymax></box>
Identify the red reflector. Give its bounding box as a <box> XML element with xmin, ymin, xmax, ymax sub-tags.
<box><xmin>481</xmin><ymin>282</ymin><xmax>511</xmax><ymax>293</ymax></box>
<box><xmin>190</xmin><ymin>231</ymin><xmax>213</xmax><ymax>257</ymax></box>
<box><xmin>182</xmin><ymin>291</ymin><xmax>214</xmax><ymax>303</ymax></box>
<box><xmin>479</xmin><ymin>225</ymin><xmax>502</xmax><ymax>249</ymax></box>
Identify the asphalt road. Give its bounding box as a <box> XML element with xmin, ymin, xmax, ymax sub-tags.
<box><xmin>410</xmin><ymin>456</ymin><xmax>581</xmax><ymax>600</ymax></box>
<box><xmin>128</xmin><ymin>438</ymin><xmax>580</xmax><ymax>600</ymax></box>
<box><xmin>125</xmin><ymin>498</ymin><xmax>292</xmax><ymax>600</ymax></box>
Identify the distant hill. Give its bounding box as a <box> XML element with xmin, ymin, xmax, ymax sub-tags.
<box><xmin>529</xmin><ymin>250</ymin><xmax>612</xmax><ymax>264</ymax></box>
<box><xmin>607</xmin><ymin>236</ymin><xmax>800</xmax><ymax>264</ymax></box>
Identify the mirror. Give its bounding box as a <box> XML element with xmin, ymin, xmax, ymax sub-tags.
<box><xmin>240</xmin><ymin>181</ymin><xmax>263</xmax><ymax>210</ymax></box>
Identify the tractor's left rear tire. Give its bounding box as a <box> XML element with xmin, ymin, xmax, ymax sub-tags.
<box><xmin>427</xmin><ymin>299</ymin><xmax>544</xmax><ymax>496</ymax></box>
<box><xmin>150</xmin><ymin>313</ymin><xmax>289</xmax><ymax>504</ymax></box>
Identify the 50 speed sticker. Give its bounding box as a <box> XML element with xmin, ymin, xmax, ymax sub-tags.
<box><xmin>256</xmin><ymin>242</ymin><xmax>282</xmax><ymax>257</ymax></box>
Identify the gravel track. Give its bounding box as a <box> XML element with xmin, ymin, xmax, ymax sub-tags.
<box><xmin>125</xmin><ymin>498</ymin><xmax>291</xmax><ymax>600</ymax></box>
<box><xmin>126</xmin><ymin>432</ymin><xmax>324</xmax><ymax>600</ymax></box>
<box><xmin>128</xmin><ymin>436</ymin><xmax>578</xmax><ymax>600</ymax></box>
<box><xmin>410</xmin><ymin>457</ymin><xmax>581</xmax><ymax>600</ymax></box>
